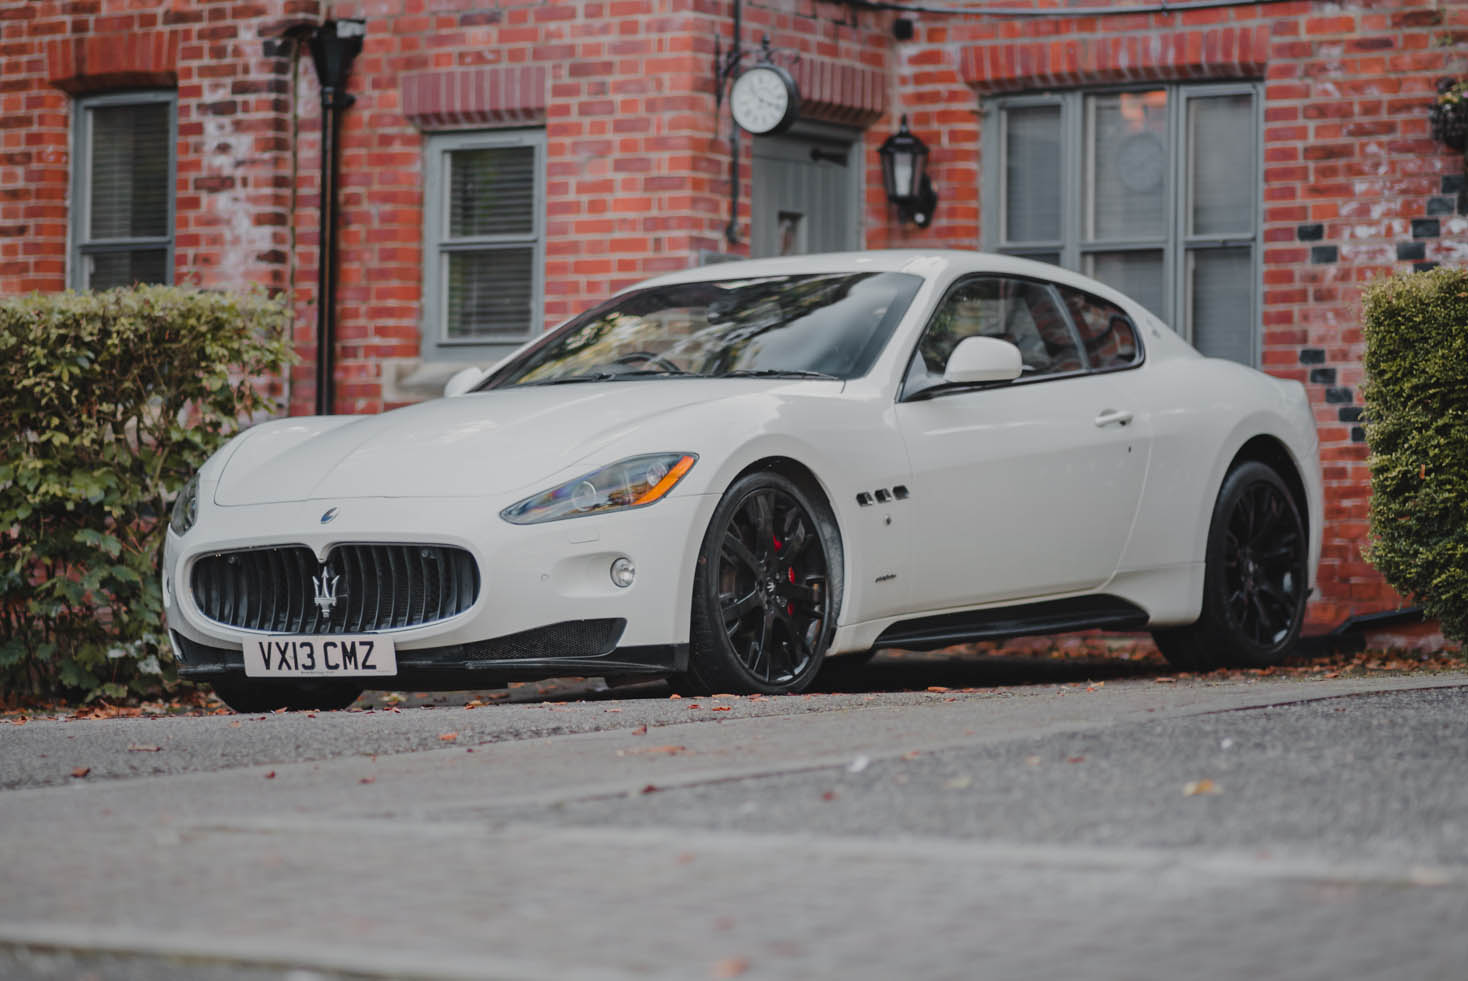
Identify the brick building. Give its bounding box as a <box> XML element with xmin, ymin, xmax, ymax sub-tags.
<box><xmin>2</xmin><ymin>0</ymin><xmax>1465</xmax><ymax>634</ymax></box>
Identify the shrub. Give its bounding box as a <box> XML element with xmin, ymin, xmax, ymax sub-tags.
<box><xmin>0</xmin><ymin>286</ymin><xmax>294</xmax><ymax>701</ymax></box>
<box><xmin>1362</xmin><ymin>265</ymin><xmax>1468</xmax><ymax>647</ymax></box>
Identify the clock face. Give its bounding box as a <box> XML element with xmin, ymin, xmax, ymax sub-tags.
<box><xmin>730</xmin><ymin>65</ymin><xmax>798</xmax><ymax>135</ymax></box>
<box><xmin>1118</xmin><ymin>132</ymin><xmax>1166</xmax><ymax>194</ymax></box>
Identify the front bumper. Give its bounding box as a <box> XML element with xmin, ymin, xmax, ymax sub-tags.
<box><xmin>163</xmin><ymin>491</ymin><xmax>714</xmax><ymax>686</ymax></box>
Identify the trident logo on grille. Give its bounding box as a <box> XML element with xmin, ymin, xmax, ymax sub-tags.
<box><xmin>313</xmin><ymin>566</ymin><xmax>341</xmax><ymax>617</ymax></box>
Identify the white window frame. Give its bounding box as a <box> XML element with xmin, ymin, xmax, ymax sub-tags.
<box><xmin>69</xmin><ymin>90</ymin><xmax>177</xmax><ymax>290</ymax></box>
<box><xmin>421</xmin><ymin>128</ymin><xmax>546</xmax><ymax>362</ymax></box>
<box><xmin>982</xmin><ymin>82</ymin><xmax>1263</xmax><ymax>366</ymax></box>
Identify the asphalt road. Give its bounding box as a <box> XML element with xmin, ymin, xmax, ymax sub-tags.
<box><xmin>2</xmin><ymin>660</ymin><xmax>1466</xmax><ymax>980</ymax></box>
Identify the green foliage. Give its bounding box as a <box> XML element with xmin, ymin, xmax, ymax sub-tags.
<box><xmin>0</xmin><ymin>285</ymin><xmax>294</xmax><ymax>700</ymax></box>
<box><xmin>1362</xmin><ymin>266</ymin><xmax>1468</xmax><ymax>646</ymax></box>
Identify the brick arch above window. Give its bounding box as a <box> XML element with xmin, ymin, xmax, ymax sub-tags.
<box><xmin>789</xmin><ymin>59</ymin><xmax>887</xmax><ymax>127</ymax></box>
<box><xmin>47</xmin><ymin>34</ymin><xmax>179</xmax><ymax>94</ymax></box>
<box><xmin>960</xmin><ymin>25</ymin><xmax>1270</xmax><ymax>92</ymax></box>
<box><xmin>402</xmin><ymin>66</ymin><xmax>548</xmax><ymax>131</ymax></box>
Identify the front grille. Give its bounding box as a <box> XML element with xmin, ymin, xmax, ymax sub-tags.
<box><xmin>190</xmin><ymin>543</ymin><xmax>480</xmax><ymax>633</ymax></box>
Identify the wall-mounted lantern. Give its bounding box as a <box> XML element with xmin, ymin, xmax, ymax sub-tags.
<box><xmin>878</xmin><ymin>115</ymin><xmax>939</xmax><ymax>229</ymax></box>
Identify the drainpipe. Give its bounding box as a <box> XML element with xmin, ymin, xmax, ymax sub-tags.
<box><xmin>305</xmin><ymin>19</ymin><xmax>365</xmax><ymax>416</ymax></box>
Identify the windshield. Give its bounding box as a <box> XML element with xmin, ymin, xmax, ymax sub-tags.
<box><xmin>484</xmin><ymin>271</ymin><xmax>923</xmax><ymax>388</ymax></box>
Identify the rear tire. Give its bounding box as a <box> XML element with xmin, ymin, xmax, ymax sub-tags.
<box><xmin>1152</xmin><ymin>461</ymin><xmax>1308</xmax><ymax>671</ymax></box>
<box><xmin>675</xmin><ymin>471</ymin><xmax>842</xmax><ymax>695</ymax></box>
<box><xmin>211</xmin><ymin>677</ymin><xmax>363</xmax><ymax>713</ymax></box>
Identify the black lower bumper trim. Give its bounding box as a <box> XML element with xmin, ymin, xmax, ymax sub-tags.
<box><xmin>173</xmin><ymin>624</ymin><xmax>687</xmax><ymax>690</ymax></box>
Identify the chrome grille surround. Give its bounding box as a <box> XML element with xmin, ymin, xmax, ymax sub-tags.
<box><xmin>190</xmin><ymin>543</ymin><xmax>480</xmax><ymax>633</ymax></box>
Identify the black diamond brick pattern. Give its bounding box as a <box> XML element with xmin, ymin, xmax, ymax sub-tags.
<box><xmin>1325</xmin><ymin>387</ymin><xmax>1354</xmax><ymax>404</ymax></box>
<box><xmin>1311</xmin><ymin>245</ymin><xmax>1338</xmax><ymax>264</ymax></box>
<box><xmin>1299</xmin><ymin>348</ymin><xmax>1326</xmax><ymax>365</ymax></box>
<box><xmin>1415</xmin><ymin>262</ymin><xmax>1440</xmax><ymax>273</ymax></box>
<box><xmin>1426</xmin><ymin>196</ymin><xmax>1457</xmax><ymax>217</ymax></box>
<box><xmin>1397</xmin><ymin>241</ymin><xmax>1426</xmax><ymax>261</ymax></box>
<box><xmin>1296</xmin><ymin>223</ymin><xmax>1324</xmax><ymax>241</ymax></box>
<box><xmin>1412</xmin><ymin>218</ymin><xmax>1441</xmax><ymax>239</ymax></box>
<box><xmin>1339</xmin><ymin>406</ymin><xmax>1364</xmax><ymax>423</ymax></box>
<box><xmin>1309</xmin><ymin>367</ymin><xmax>1336</xmax><ymax>385</ymax></box>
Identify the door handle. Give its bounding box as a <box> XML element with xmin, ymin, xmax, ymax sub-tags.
<box><xmin>1093</xmin><ymin>408</ymin><xmax>1133</xmax><ymax>428</ymax></box>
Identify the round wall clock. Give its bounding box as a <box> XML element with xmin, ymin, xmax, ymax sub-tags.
<box><xmin>730</xmin><ymin>63</ymin><xmax>801</xmax><ymax>136</ymax></box>
<box><xmin>1118</xmin><ymin>131</ymin><xmax>1166</xmax><ymax>194</ymax></box>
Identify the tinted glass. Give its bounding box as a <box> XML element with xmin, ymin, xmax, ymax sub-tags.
<box><xmin>88</xmin><ymin>102</ymin><xmax>170</xmax><ymax>241</ymax></box>
<box><xmin>1189</xmin><ymin>94</ymin><xmax>1255</xmax><ymax>237</ymax></box>
<box><xmin>1189</xmin><ymin>247</ymin><xmax>1252</xmax><ymax>363</ymax></box>
<box><xmin>446</xmin><ymin>247</ymin><xmax>535</xmax><ymax>339</ymax></box>
<box><xmin>906</xmin><ymin>276</ymin><xmax>1081</xmax><ymax>395</ymax></box>
<box><xmin>488</xmin><ymin>272</ymin><xmax>923</xmax><ymax>387</ymax></box>
<box><xmin>448</xmin><ymin>145</ymin><xmax>535</xmax><ymax>238</ymax></box>
<box><xmin>1056</xmin><ymin>285</ymin><xmax>1141</xmax><ymax>370</ymax></box>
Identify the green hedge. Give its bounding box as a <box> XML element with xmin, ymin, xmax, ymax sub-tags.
<box><xmin>0</xmin><ymin>286</ymin><xmax>294</xmax><ymax>701</ymax></box>
<box><xmin>1363</xmin><ymin>265</ymin><xmax>1468</xmax><ymax>646</ymax></box>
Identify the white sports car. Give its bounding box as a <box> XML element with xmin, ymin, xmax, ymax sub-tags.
<box><xmin>164</xmin><ymin>250</ymin><xmax>1321</xmax><ymax>712</ymax></box>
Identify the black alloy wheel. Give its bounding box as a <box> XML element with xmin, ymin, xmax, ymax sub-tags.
<box><xmin>681</xmin><ymin>471</ymin><xmax>841</xmax><ymax>695</ymax></box>
<box><xmin>1153</xmin><ymin>461</ymin><xmax>1308</xmax><ymax>671</ymax></box>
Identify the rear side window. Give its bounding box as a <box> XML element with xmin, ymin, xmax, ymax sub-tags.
<box><xmin>1056</xmin><ymin>286</ymin><xmax>1142</xmax><ymax>370</ymax></box>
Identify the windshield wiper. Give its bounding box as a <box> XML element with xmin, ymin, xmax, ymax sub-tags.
<box><xmin>716</xmin><ymin>368</ymin><xmax>840</xmax><ymax>380</ymax></box>
<box><xmin>522</xmin><ymin>368</ymin><xmax>691</xmax><ymax>386</ymax></box>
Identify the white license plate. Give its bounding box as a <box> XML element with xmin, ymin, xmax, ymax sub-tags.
<box><xmin>243</xmin><ymin>636</ymin><xmax>397</xmax><ymax>678</ymax></box>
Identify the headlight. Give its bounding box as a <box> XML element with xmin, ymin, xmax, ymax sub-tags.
<box><xmin>170</xmin><ymin>474</ymin><xmax>199</xmax><ymax>536</ymax></box>
<box><xmin>501</xmin><ymin>453</ymin><xmax>697</xmax><ymax>525</ymax></box>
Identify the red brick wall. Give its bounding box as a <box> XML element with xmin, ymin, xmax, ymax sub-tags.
<box><xmin>3</xmin><ymin>0</ymin><xmax>1466</xmax><ymax>634</ymax></box>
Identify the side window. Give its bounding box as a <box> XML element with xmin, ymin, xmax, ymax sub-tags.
<box><xmin>1056</xmin><ymin>286</ymin><xmax>1141</xmax><ymax>370</ymax></box>
<box><xmin>907</xmin><ymin>276</ymin><xmax>1081</xmax><ymax>394</ymax></box>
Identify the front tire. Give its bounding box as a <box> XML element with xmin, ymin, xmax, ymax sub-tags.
<box><xmin>211</xmin><ymin>677</ymin><xmax>363</xmax><ymax>713</ymax></box>
<box><xmin>1153</xmin><ymin>461</ymin><xmax>1308</xmax><ymax>671</ymax></box>
<box><xmin>677</xmin><ymin>471</ymin><xmax>842</xmax><ymax>695</ymax></box>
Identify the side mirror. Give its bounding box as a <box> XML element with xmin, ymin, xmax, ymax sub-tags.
<box><xmin>943</xmin><ymin>336</ymin><xmax>1023</xmax><ymax>384</ymax></box>
<box><xmin>442</xmin><ymin>366</ymin><xmax>487</xmax><ymax>398</ymax></box>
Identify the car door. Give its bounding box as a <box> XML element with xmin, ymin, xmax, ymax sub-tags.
<box><xmin>895</xmin><ymin>275</ymin><xmax>1152</xmax><ymax>612</ymax></box>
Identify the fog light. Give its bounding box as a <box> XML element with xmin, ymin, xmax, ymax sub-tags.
<box><xmin>610</xmin><ymin>556</ymin><xmax>636</xmax><ymax>588</ymax></box>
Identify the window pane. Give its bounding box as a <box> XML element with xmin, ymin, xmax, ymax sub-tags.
<box><xmin>448</xmin><ymin>146</ymin><xmax>535</xmax><ymax>238</ymax></box>
<box><xmin>445</xmin><ymin>247</ymin><xmax>534</xmax><ymax>339</ymax></box>
<box><xmin>1056</xmin><ymin>285</ymin><xmax>1140</xmax><ymax>371</ymax></box>
<box><xmin>1004</xmin><ymin>106</ymin><xmax>1061</xmax><ymax>243</ymax></box>
<box><xmin>1086</xmin><ymin>91</ymin><xmax>1167</xmax><ymax>241</ymax></box>
<box><xmin>1084</xmin><ymin>250</ymin><xmax>1164</xmax><ymax>319</ymax></box>
<box><xmin>1189</xmin><ymin>247</ymin><xmax>1252</xmax><ymax>363</ymax></box>
<box><xmin>88</xmin><ymin>102</ymin><xmax>170</xmax><ymax>240</ymax></box>
<box><xmin>86</xmin><ymin>249</ymin><xmax>168</xmax><ymax>290</ymax></box>
<box><xmin>1189</xmin><ymin>94</ymin><xmax>1255</xmax><ymax>237</ymax></box>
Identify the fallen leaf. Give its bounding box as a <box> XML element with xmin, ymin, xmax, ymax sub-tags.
<box><xmin>945</xmin><ymin>775</ymin><xmax>973</xmax><ymax>790</ymax></box>
<box><xmin>901</xmin><ymin>750</ymin><xmax>921</xmax><ymax>760</ymax></box>
<box><xmin>70</xmin><ymin>766</ymin><xmax>90</xmax><ymax>778</ymax></box>
<box><xmin>688</xmin><ymin>703</ymin><xmax>702</xmax><ymax>709</ymax></box>
<box><xmin>927</xmin><ymin>686</ymin><xmax>951</xmax><ymax>693</ymax></box>
<box><xmin>359</xmin><ymin>776</ymin><xmax>375</xmax><ymax>784</ymax></box>
<box><xmin>1183</xmin><ymin>778</ymin><xmax>1220</xmax><ymax>796</ymax></box>
<box><xmin>668</xmin><ymin>693</ymin><xmax>682</xmax><ymax>700</ymax></box>
<box><xmin>632</xmin><ymin>724</ymin><xmax>648</xmax><ymax>735</ymax></box>
<box><xmin>1155</xmin><ymin>677</ymin><xmax>1176</xmax><ymax>684</ymax></box>
<box><xmin>640</xmin><ymin>783</ymin><xmax>659</xmax><ymax>794</ymax></box>
<box><xmin>847</xmin><ymin>755</ymin><xmax>870</xmax><ymax>773</ymax></box>
<box><xmin>821</xmin><ymin>790</ymin><xmax>837</xmax><ymax>801</ymax></box>
<box><xmin>605</xmin><ymin>707</ymin><xmax>622</xmax><ymax>713</ymax></box>
<box><xmin>126</xmin><ymin>744</ymin><xmax>162</xmax><ymax>753</ymax></box>
<box><xmin>1067</xmin><ymin>756</ymin><xmax>1085</xmax><ymax>764</ymax></box>
<box><xmin>438</xmin><ymin>732</ymin><xmax>458</xmax><ymax>742</ymax></box>
<box><xmin>676</xmin><ymin>852</ymin><xmax>696</xmax><ymax>864</ymax></box>
<box><xmin>712</xmin><ymin>956</ymin><xmax>750</xmax><ymax>978</ymax></box>
<box><xmin>264</xmin><ymin>770</ymin><xmax>276</xmax><ymax>779</ymax></box>
<box><xmin>711</xmin><ymin>705</ymin><xmax>732</xmax><ymax>712</ymax></box>
<box><xmin>619</xmin><ymin>744</ymin><xmax>687</xmax><ymax>756</ymax></box>
<box><xmin>228</xmin><ymin>720</ymin><xmax>242</xmax><ymax>728</ymax></box>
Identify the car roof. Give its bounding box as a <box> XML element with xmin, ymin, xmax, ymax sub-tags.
<box><xmin>636</xmin><ymin>249</ymin><xmax>1137</xmax><ymax>308</ymax></box>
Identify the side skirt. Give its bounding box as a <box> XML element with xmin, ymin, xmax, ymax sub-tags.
<box><xmin>872</xmin><ymin>596</ymin><xmax>1150</xmax><ymax>652</ymax></box>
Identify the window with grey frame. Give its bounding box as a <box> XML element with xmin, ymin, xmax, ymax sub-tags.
<box><xmin>985</xmin><ymin>83</ymin><xmax>1261</xmax><ymax>365</ymax></box>
<box><xmin>70</xmin><ymin>91</ymin><xmax>176</xmax><ymax>290</ymax></box>
<box><xmin>422</xmin><ymin>129</ymin><xmax>545</xmax><ymax>359</ymax></box>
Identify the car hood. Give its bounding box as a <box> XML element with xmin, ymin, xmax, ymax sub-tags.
<box><xmin>214</xmin><ymin>381</ymin><xmax>822</xmax><ymax>505</ymax></box>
